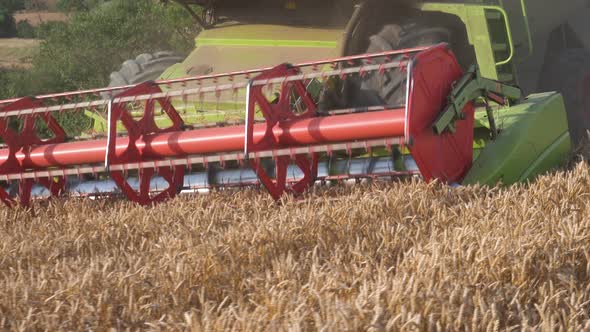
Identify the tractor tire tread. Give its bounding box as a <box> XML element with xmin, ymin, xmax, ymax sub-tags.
<box><xmin>539</xmin><ymin>48</ymin><xmax>590</xmax><ymax>146</ymax></box>
<box><xmin>108</xmin><ymin>52</ymin><xmax>184</xmax><ymax>88</ymax></box>
<box><xmin>359</xmin><ymin>21</ymin><xmax>451</xmax><ymax>107</ymax></box>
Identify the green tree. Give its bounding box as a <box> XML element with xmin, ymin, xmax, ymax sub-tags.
<box><xmin>10</xmin><ymin>0</ymin><xmax>199</xmax><ymax>96</ymax></box>
<box><xmin>0</xmin><ymin>69</ymin><xmax>13</xmax><ymax>99</ymax></box>
<box><xmin>1</xmin><ymin>0</ymin><xmax>25</xmax><ymax>12</ymax></box>
<box><xmin>23</xmin><ymin>0</ymin><xmax>47</xmax><ymax>10</ymax></box>
<box><xmin>16</xmin><ymin>19</ymin><xmax>35</xmax><ymax>38</ymax></box>
<box><xmin>56</xmin><ymin>0</ymin><xmax>105</xmax><ymax>13</ymax></box>
<box><xmin>0</xmin><ymin>8</ymin><xmax>16</xmax><ymax>37</ymax></box>
<box><xmin>0</xmin><ymin>0</ymin><xmax>23</xmax><ymax>37</ymax></box>
<box><xmin>1</xmin><ymin>0</ymin><xmax>200</xmax><ymax>135</ymax></box>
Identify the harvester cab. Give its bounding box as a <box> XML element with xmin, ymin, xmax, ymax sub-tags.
<box><xmin>0</xmin><ymin>0</ymin><xmax>588</xmax><ymax>206</ymax></box>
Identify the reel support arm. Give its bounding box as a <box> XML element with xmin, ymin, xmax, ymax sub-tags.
<box><xmin>433</xmin><ymin>65</ymin><xmax>522</xmax><ymax>136</ymax></box>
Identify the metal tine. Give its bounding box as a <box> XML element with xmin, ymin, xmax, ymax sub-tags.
<box><xmin>153</xmin><ymin>168</ymin><xmax>159</xmax><ymax>197</ymax></box>
<box><xmin>162</xmin><ymin>95</ymin><xmax>172</xmax><ymax>117</ymax></box>
<box><xmin>266</xmin><ymin>80</ymin><xmax>274</xmax><ymax>98</ymax></box>
<box><xmin>185</xmin><ymin>157</ymin><xmax>192</xmax><ymax>189</ymax></box>
<box><xmin>199</xmin><ymin>91</ymin><xmax>205</xmax><ymax>113</ymax></box>
<box><xmin>0</xmin><ymin>60</ymin><xmax>410</xmax><ymax>119</ymax></box>
<box><xmin>346</xmin><ymin>143</ymin><xmax>353</xmax><ymax>180</ymax></box>
<box><xmin>16</xmin><ymin>108</ymin><xmax>24</xmax><ymax>122</ymax></box>
<box><xmin>76</xmin><ymin>166</ymin><xmax>83</xmax><ymax>182</ymax></box>
<box><xmin>182</xmin><ymin>92</ymin><xmax>188</xmax><ymax>115</ymax></box>
<box><xmin>215</xmin><ymin>86</ymin><xmax>221</xmax><ymax>111</ymax></box>
<box><xmin>233</xmin><ymin>86</ymin><xmax>239</xmax><ymax>116</ymax></box>
<box><xmin>359</xmin><ymin>66</ymin><xmax>367</xmax><ymax>78</ymax></box>
<box><xmin>58</xmin><ymin>102</ymin><xmax>67</xmax><ymax>119</ymax></box>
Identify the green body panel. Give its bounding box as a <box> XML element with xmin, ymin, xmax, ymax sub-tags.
<box><xmin>180</xmin><ymin>25</ymin><xmax>342</xmax><ymax>76</ymax></box>
<box><xmin>196</xmin><ymin>24</ymin><xmax>340</xmax><ymax>49</ymax></box>
<box><xmin>421</xmin><ymin>3</ymin><xmax>503</xmax><ymax>80</ymax></box>
<box><xmin>167</xmin><ymin>4</ymin><xmax>512</xmax><ymax>81</ymax></box>
<box><xmin>160</xmin><ymin>63</ymin><xmax>187</xmax><ymax>81</ymax></box>
<box><xmin>196</xmin><ymin>25</ymin><xmax>343</xmax><ymax>44</ymax></box>
<box><xmin>196</xmin><ymin>37</ymin><xmax>338</xmax><ymax>48</ymax></box>
<box><xmin>463</xmin><ymin>92</ymin><xmax>571</xmax><ymax>185</ymax></box>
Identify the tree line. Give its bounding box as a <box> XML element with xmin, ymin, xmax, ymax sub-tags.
<box><xmin>0</xmin><ymin>0</ymin><xmax>201</xmax><ymax>136</ymax></box>
<box><xmin>0</xmin><ymin>0</ymin><xmax>201</xmax><ymax>99</ymax></box>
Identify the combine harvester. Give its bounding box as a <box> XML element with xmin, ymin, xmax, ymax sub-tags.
<box><xmin>0</xmin><ymin>0</ymin><xmax>589</xmax><ymax>207</ymax></box>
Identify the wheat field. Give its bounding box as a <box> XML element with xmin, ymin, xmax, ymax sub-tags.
<box><xmin>1</xmin><ymin>163</ymin><xmax>590</xmax><ymax>331</ymax></box>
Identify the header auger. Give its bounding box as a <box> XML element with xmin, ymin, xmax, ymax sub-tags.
<box><xmin>0</xmin><ymin>44</ymin><xmax>575</xmax><ymax>207</ymax></box>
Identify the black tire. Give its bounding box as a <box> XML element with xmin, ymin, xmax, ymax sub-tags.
<box><xmin>538</xmin><ymin>49</ymin><xmax>590</xmax><ymax>147</ymax></box>
<box><xmin>358</xmin><ymin>21</ymin><xmax>452</xmax><ymax>107</ymax></box>
<box><xmin>108</xmin><ymin>51</ymin><xmax>184</xmax><ymax>87</ymax></box>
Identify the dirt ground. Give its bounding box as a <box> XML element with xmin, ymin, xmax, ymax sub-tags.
<box><xmin>13</xmin><ymin>11</ymin><xmax>67</xmax><ymax>27</ymax></box>
<box><xmin>0</xmin><ymin>6</ymin><xmax>66</xmax><ymax>69</ymax></box>
<box><xmin>0</xmin><ymin>38</ymin><xmax>40</xmax><ymax>68</ymax></box>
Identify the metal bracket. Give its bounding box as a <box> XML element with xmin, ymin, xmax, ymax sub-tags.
<box><xmin>105</xmin><ymin>97</ymin><xmax>114</xmax><ymax>172</ymax></box>
<box><xmin>433</xmin><ymin>65</ymin><xmax>522</xmax><ymax>136</ymax></box>
<box><xmin>244</xmin><ymin>79</ymin><xmax>254</xmax><ymax>161</ymax></box>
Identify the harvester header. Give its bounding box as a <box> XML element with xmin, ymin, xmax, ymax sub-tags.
<box><xmin>0</xmin><ymin>45</ymin><xmax>493</xmax><ymax>207</ymax></box>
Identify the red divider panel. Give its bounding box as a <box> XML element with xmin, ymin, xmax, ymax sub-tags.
<box><xmin>406</xmin><ymin>45</ymin><xmax>475</xmax><ymax>183</ymax></box>
<box><xmin>107</xmin><ymin>82</ymin><xmax>186</xmax><ymax>206</ymax></box>
<box><xmin>0</xmin><ymin>97</ymin><xmax>67</xmax><ymax>207</ymax></box>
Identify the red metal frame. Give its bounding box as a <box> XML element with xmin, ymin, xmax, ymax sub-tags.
<box><xmin>106</xmin><ymin>81</ymin><xmax>186</xmax><ymax>206</ymax></box>
<box><xmin>0</xmin><ymin>97</ymin><xmax>67</xmax><ymax>206</ymax></box>
<box><xmin>405</xmin><ymin>45</ymin><xmax>475</xmax><ymax>183</ymax></box>
<box><xmin>245</xmin><ymin>64</ymin><xmax>319</xmax><ymax>199</ymax></box>
<box><xmin>0</xmin><ymin>109</ymin><xmax>406</xmax><ymax>169</ymax></box>
<box><xmin>111</xmin><ymin>166</ymin><xmax>185</xmax><ymax>206</ymax></box>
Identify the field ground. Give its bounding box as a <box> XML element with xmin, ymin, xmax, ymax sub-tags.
<box><xmin>0</xmin><ymin>10</ymin><xmax>67</xmax><ymax>69</ymax></box>
<box><xmin>14</xmin><ymin>11</ymin><xmax>67</xmax><ymax>27</ymax></box>
<box><xmin>1</xmin><ymin>163</ymin><xmax>590</xmax><ymax>330</ymax></box>
<box><xmin>0</xmin><ymin>38</ymin><xmax>40</xmax><ymax>68</ymax></box>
